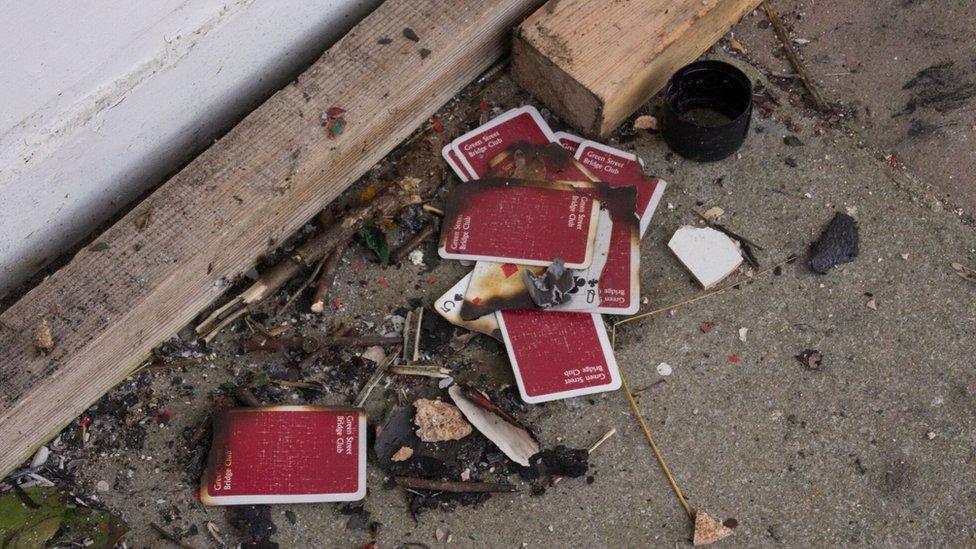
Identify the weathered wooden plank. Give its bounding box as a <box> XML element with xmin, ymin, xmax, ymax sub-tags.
<box><xmin>512</xmin><ymin>0</ymin><xmax>760</xmax><ymax>136</ymax></box>
<box><xmin>0</xmin><ymin>0</ymin><xmax>544</xmax><ymax>477</ymax></box>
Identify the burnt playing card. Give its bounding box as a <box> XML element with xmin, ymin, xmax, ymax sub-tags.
<box><xmin>438</xmin><ymin>178</ymin><xmax>601</xmax><ymax>269</ymax></box>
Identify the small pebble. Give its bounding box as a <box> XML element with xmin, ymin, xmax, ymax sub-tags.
<box><xmin>408</xmin><ymin>249</ymin><xmax>425</xmax><ymax>266</ymax></box>
<box><xmin>30</xmin><ymin>446</ymin><xmax>50</xmax><ymax>469</ymax></box>
<box><xmin>96</xmin><ymin>480</ymin><xmax>110</xmax><ymax>492</ymax></box>
<box><xmin>656</xmin><ymin>362</ymin><xmax>673</xmax><ymax>376</ymax></box>
<box><xmin>927</xmin><ymin>431</ymin><xmax>936</xmax><ymax>440</ymax></box>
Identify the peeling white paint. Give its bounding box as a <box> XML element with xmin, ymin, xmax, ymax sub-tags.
<box><xmin>0</xmin><ymin>0</ymin><xmax>380</xmax><ymax>297</ymax></box>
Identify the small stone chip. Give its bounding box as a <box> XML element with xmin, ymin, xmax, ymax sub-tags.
<box><xmin>34</xmin><ymin>318</ymin><xmax>54</xmax><ymax>354</ymax></box>
<box><xmin>810</xmin><ymin>213</ymin><xmax>859</xmax><ymax>274</ymax></box>
<box><xmin>413</xmin><ymin>399</ymin><xmax>471</xmax><ymax>442</ymax></box>
<box><xmin>391</xmin><ymin>446</ymin><xmax>414</xmax><ymax>462</ymax></box>
<box><xmin>693</xmin><ymin>509</ymin><xmax>735</xmax><ymax>545</ymax></box>
<box><xmin>633</xmin><ymin>114</ymin><xmax>658</xmax><ymax>130</ymax></box>
<box><xmin>795</xmin><ymin>349</ymin><xmax>823</xmax><ymax>370</ymax></box>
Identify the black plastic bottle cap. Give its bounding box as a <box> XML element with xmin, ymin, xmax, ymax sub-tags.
<box><xmin>661</xmin><ymin>60</ymin><xmax>753</xmax><ymax>162</ymax></box>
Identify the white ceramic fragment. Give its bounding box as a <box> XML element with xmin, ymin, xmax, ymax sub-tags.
<box><xmin>668</xmin><ymin>226</ymin><xmax>743</xmax><ymax>289</ymax></box>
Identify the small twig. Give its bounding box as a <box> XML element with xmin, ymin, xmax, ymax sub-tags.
<box><xmin>241</xmin><ymin>335</ymin><xmax>401</xmax><ymax>353</ymax></box>
<box><xmin>762</xmin><ymin>1</ymin><xmax>830</xmax><ymax>113</ymax></box>
<box><xmin>151</xmin><ymin>522</ymin><xmax>196</xmax><ymax>549</ymax></box>
<box><xmin>402</xmin><ymin>310</ymin><xmax>413</xmax><ymax>362</ymax></box>
<box><xmin>273</xmin><ymin>379</ymin><xmax>324</xmax><ymax>390</ymax></box>
<box><xmin>422</xmin><ymin>204</ymin><xmax>444</xmax><ymax>216</ymax></box>
<box><xmin>612</xmin><ymin>255</ymin><xmax>798</xmax><ymax>345</ymax></box>
<box><xmin>621</xmin><ymin>375</ymin><xmax>694</xmax><ymax>519</ymax></box>
<box><xmin>296</xmin><ymin>324</ymin><xmax>351</xmax><ymax>369</ymax></box>
<box><xmin>458</xmin><ymin>384</ymin><xmax>526</xmax><ymax>430</ymax></box>
<box><xmin>202</xmin><ymin>307</ymin><xmax>247</xmax><ymax>344</ymax></box>
<box><xmin>632</xmin><ymin>379</ymin><xmax>667</xmax><ymax>396</ymax></box>
<box><xmin>587</xmin><ymin>427</ymin><xmax>617</xmax><ymax>453</ymax></box>
<box><xmin>241</xmin><ymin>336</ymin><xmax>319</xmax><ymax>353</ymax></box>
<box><xmin>412</xmin><ymin>307</ymin><xmax>424</xmax><ymax>363</ymax></box>
<box><xmin>354</xmin><ymin>348</ymin><xmax>400</xmax><ymax>407</ymax></box>
<box><xmin>393</xmin><ymin>221</ymin><xmax>439</xmax><ymax>263</ymax></box>
<box><xmin>310</xmin><ymin>236</ymin><xmax>352</xmax><ymax>313</ymax></box>
<box><xmin>395</xmin><ymin>477</ymin><xmax>517</xmax><ymax>493</ymax></box>
<box><xmin>389</xmin><ymin>365</ymin><xmax>451</xmax><ymax>378</ymax></box>
<box><xmin>691</xmin><ymin>208</ymin><xmax>763</xmax><ymax>268</ymax></box>
<box><xmin>279</xmin><ymin>254</ymin><xmax>326</xmax><ymax>314</ymax></box>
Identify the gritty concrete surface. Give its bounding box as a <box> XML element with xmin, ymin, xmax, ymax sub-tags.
<box><xmin>3</xmin><ymin>45</ymin><xmax>976</xmax><ymax>549</ymax></box>
<box><xmin>731</xmin><ymin>1</ymin><xmax>976</xmax><ymax>215</ymax></box>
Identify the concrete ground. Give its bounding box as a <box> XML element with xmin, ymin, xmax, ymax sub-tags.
<box><xmin>731</xmin><ymin>1</ymin><xmax>976</xmax><ymax>215</ymax></box>
<box><xmin>4</xmin><ymin>8</ymin><xmax>976</xmax><ymax>549</ymax></box>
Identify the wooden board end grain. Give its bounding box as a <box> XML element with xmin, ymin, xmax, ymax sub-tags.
<box><xmin>512</xmin><ymin>0</ymin><xmax>761</xmax><ymax>136</ymax></box>
<box><xmin>0</xmin><ymin>0</ymin><xmax>545</xmax><ymax>478</ymax></box>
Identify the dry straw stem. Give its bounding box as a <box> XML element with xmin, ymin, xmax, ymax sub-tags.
<box><xmin>612</xmin><ymin>254</ymin><xmax>797</xmax><ymax>521</ymax></box>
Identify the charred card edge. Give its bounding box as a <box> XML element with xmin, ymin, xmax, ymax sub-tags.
<box><xmin>574</xmin><ymin>140</ymin><xmax>664</xmax><ymax>237</ymax></box>
<box><xmin>496</xmin><ymin>312</ymin><xmax>621</xmax><ymax>404</ymax></box>
<box><xmin>199</xmin><ymin>406</ymin><xmax>367</xmax><ymax>505</ymax></box>
<box><xmin>437</xmin><ymin>178</ymin><xmax>602</xmax><ymax>269</ymax></box>
<box><xmin>589</xmin><ymin>178</ymin><xmax>667</xmax><ymax>315</ymax></box>
<box><xmin>434</xmin><ymin>272</ymin><xmax>503</xmax><ymax>339</ymax></box>
<box><xmin>451</xmin><ymin>106</ymin><xmax>556</xmax><ymax>177</ymax></box>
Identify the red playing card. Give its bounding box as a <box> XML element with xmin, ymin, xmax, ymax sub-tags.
<box><xmin>452</xmin><ymin>106</ymin><xmax>555</xmax><ymax>178</ymax></box>
<box><xmin>442</xmin><ymin>144</ymin><xmax>472</xmax><ymax>182</ymax></box>
<box><xmin>487</xmin><ymin>142</ymin><xmax>595</xmax><ymax>183</ymax></box>
<box><xmin>438</xmin><ymin>179</ymin><xmax>601</xmax><ymax>268</ymax></box>
<box><xmin>199</xmin><ymin>406</ymin><xmax>366</xmax><ymax>505</ymax></box>
<box><xmin>497</xmin><ymin>310</ymin><xmax>620</xmax><ymax>403</ymax></box>
<box><xmin>434</xmin><ymin>272</ymin><xmax>501</xmax><ymax>339</ymax></box>
<box><xmin>575</xmin><ymin>141</ymin><xmax>665</xmax><ymax>237</ymax></box>
<box><xmin>575</xmin><ymin>141</ymin><xmax>667</xmax><ymax>313</ymax></box>
<box><xmin>553</xmin><ymin>131</ymin><xmax>584</xmax><ymax>155</ymax></box>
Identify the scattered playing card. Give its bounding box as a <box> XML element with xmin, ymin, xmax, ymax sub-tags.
<box><xmin>574</xmin><ymin>141</ymin><xmax>668</xmax><ymax>314</ymax></box>
<box><xmin>452</xmin><ymin>106</ymin><xmax>555</xmax><ymax>177</ymax></box>
<box><xmin>553</xmin><ymin>131</ymin><xmax>585</xmax><ymax>155</ymax></box>
<box><xmin>438</xmin><ymin>178</ymin><xmax>601</xmax><ymax>268</ymax></box>
<box><xmin>434</xmin><ymin>273</ymin><xmax>501</xmax><ymax>339</ymax></box>
<box><xmin>497</xmin><ymin>310</ymin><xmax>621</xmax><ymax>403</ymax></box>
<box><xmin>200</xmin><ymin>406</ymin><xmax>366</xmax><ymax>505</ymax></box>
<box><xmin>442</xmin><ymin>144</ymin><xmax>472</xmax><ymax>181</ymax></box>
<box><xmin>575</xmin><ymin>140</ymin><xmax>665</xmax><ymax>237</ymax></box>
<box><xmin>486</xmin><ymin>141</ymin><xmax>595</xmax><ymax>182</ymax></box>
<box><xmin>460</xmin><ymin>261</ymin><xmax>538</xmax><ymax>320</ymax></box>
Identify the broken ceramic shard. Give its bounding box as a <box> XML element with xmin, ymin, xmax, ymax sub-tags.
<box><xmin>668</xmin><ymin>226</ymin><xmax>743</xmax><ymax>288</ymax></box>
<box><xmin>809</xmin><ymin>213</ymin><xmax>859</xmax><ymax>274</ymax></box>
<box><xmin>693</xmin><ymin>509</ymin><xmax>736</xmax><ymax>545</ymax></box>
<box><xmin>412</xmin><ymin>399</ymin><xmax>472</xmax><ymax>442</ymax></box>
<box><xmin>521</xmin><ymin>257</ymin><xmax>575</xmax><ymax>308</ymax></box>
<box><xmin>448</xmin><ymin>385</ymin><xmax>539</xmax><ymax>467</ymax></box>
